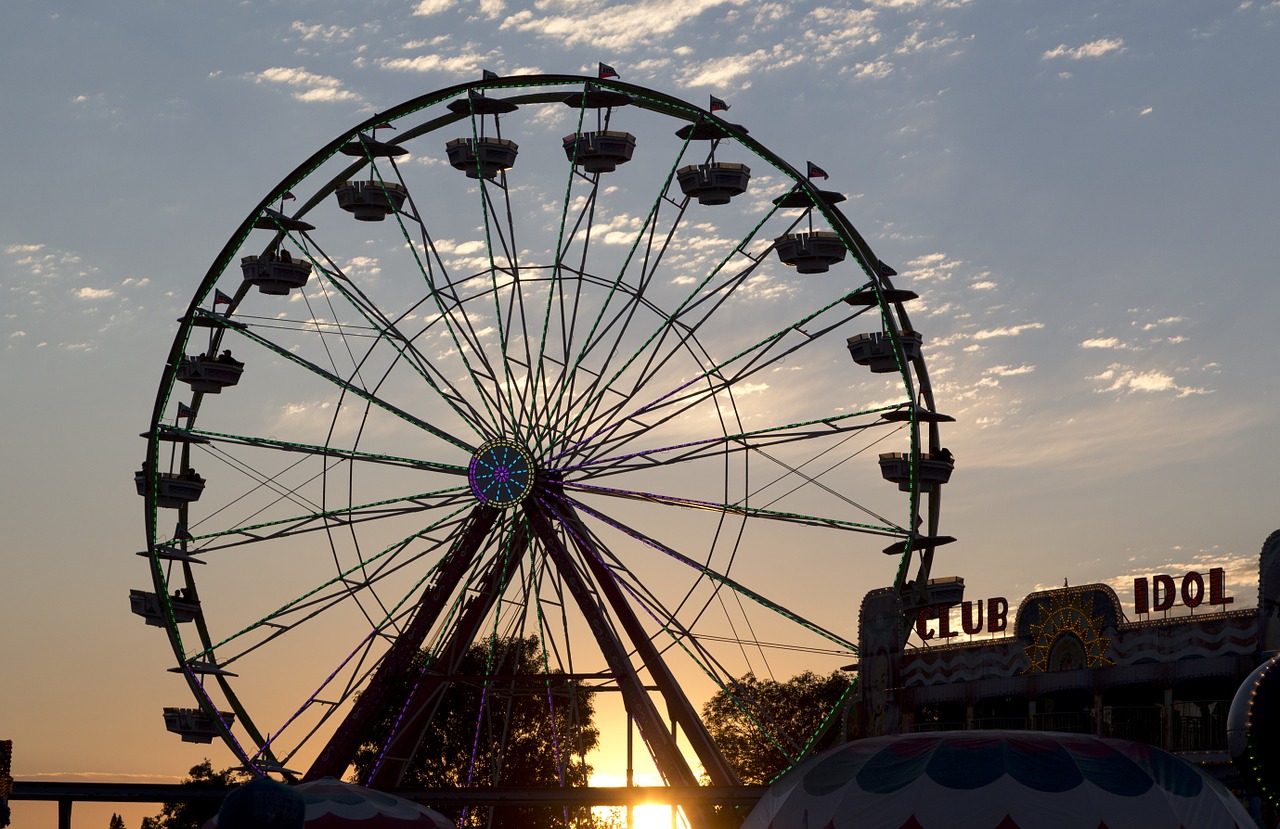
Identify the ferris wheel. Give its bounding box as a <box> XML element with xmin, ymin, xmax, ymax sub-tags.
<box><xmin>133</xmin><ymin>73</ymin><xmax>953</xmax><ymax>804</ymax></box>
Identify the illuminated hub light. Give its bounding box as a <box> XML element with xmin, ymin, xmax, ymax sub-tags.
<box><xmin>468</xmin><ymin>439</ymin><xmax>536</xmax><ymax>507</ymax></box>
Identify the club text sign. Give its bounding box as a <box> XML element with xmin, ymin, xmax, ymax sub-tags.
<box><xmin>915</xmin><ymin>598</ymin><xmax>1009</xmax><ymax>640</ymax></box>
<box><xmin>1133</xmin><ymin>568</ymin><xmax>1233</xmax><ymax>614</ymax></box>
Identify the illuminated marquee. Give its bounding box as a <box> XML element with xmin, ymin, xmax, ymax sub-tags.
<box><xmin>914</xmin><ymin>598</ymin><xmax>1009</xmax><ymax>640</ymax></box>
<box><xmin>1133</xmin><ymin>568</ymin><xmax>1233</xmax><ymax>614</ymax></box>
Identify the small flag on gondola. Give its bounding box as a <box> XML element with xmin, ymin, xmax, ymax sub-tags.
<box><xmin>482</xmin><ymin>69</ymin><xmax>499</xmax><ymax>80</ymax></box>
<box><xmin>709</xmin><ymin>95</ymin><xmax>730</xmax><ymax>112</ymax></box>
<box><xmin>281</xmin><ymin>190</ymin><xmax>296</xmax><ymax>201</ymax></box>
<box><xmin>213</xmin><ymin>289</ymin><xmax>232</xmax><ymax>306</ymax></box>
<box><xmin>598</xmin><ymin>62</ymin><xmax>619</xmax><ymax>79</ymax></box>
<box><xmin>174</xmin><ymin>522</ymin><xmax>194</xmax><ymax>541</ymax></box>
<box><xmin>177</xmin><ymin>402</ymin><xmax>195</xmax><ymax>419</ymax></box>
<box><xmin>806</xmin><ymin>161</ymin><xmax>830</xmax><ymax>180</ymax></box>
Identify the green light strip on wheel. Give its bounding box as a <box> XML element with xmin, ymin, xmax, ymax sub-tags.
<box><xmin>554</xmin><ymin>194</ymin><xmax>783</xmax><ymax>449</ymax></box>
<box><xmin>531</xmin><ymin>99</ymin><xmax>591</xmax><ymax>458</ymax></box>
<box><xmin>190</xmin><ymin>504</ymin><xmax>472</xmax><ymax>661</ymax></box>
<box><xmin>283</xmin><ymin>236</ymin><xmax>495</xmax><ymax>440</ymax></box>
<box><xmin>182</xmin><ymin>427</ymin><xmax>466</xmax><ymax>474</ymax></box>
<box><xmin>540</xmin><ymin>117</ymin><xmax>697</xmax><ymax>451</ymax></box>
<box><xmin>177</xmin><ymin>485</ymin><xmax>470</xmax><ymax>543</ymax></box>
<box><xmin>205</xmin><ymin>308</ymin><xmax>475</xmax><ymax>452</ymax></box>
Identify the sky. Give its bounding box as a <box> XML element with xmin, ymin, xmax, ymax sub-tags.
<box><xmin>2</xmin><ymin>0</ymin><xmax>1278</xmax><ymax>826</ymax></box>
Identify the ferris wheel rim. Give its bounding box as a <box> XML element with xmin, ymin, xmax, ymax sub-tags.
<box><xmin>137</xmin><ymin>72</ymin><xmax>948</xmax><ymax>788</ymax></box>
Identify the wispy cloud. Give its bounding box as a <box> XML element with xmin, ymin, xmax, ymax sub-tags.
<box><xmin>1088</xmin><ymin>363</ymin><xmax>1211</xmax><ymax>397</ymax></box>
<box><xmin>501</xmin><ymin>0</ymin><xmax>747</xmax><ymax>52</ymax></box>
<box><xmin>971</xmin><ymin>322</ymin><xmax>1045</xmax><ymax>340</ymax></box>
<box><xmin>74</xmin><ymin>286</ymin><xmax>115</xmax><ymax>300</ymax></box>
<box><xmin>289</xmin><ymin>21</ymin><xmax>357</xmax><ymax>43</ymax></box>
<box><xmin>380</xmin><ymin>51</ymin><xmax>496</xmax><ymax>75</ymax></box>
<box><xmin>251</xmin><ymin>67</ymin><xmax>359</xmax><ymax>103</ymax></box>
<box><xmin>984</xmin><ymin>364</ymin><xmax>1035</xmax><ymax>377</ymax></box>
<box><xmin>1081</xmin><ymin>336</ymin><xmax>1128</xmax><ymax>349</ymax></box>
<box><xmin>1043</xmin><ymin>37</ymin><xmax>1125</xmax><ymax>60</ymax></box>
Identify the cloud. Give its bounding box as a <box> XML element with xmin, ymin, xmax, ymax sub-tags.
<box><xmin>251</xmin><ymin>67</ymin><xmax>359</xmax><ymax>103</ymax></box>
<box><xmin>1140</xmin><ymin>315</ymin><xmax>1184</xmax><ymax>331</ymax></box>
<box><xmin>984</xmin><ymin>364</ymin><xmax>1035</xmax><ymax>377</ymax></box>
<box><xmin>971</xmin><ymin>322</ymin><xmax>1044</xmax><ymax>340</ymax></box>
<box><xmin>381</xmin><ymin>52</ymin><xmax>494</xmax><ymax>75</ymax></box>
<box><xmin>290</xmin><ymin>21</ymin><xmax>356</xmax><ymax>42</ymax></box>
<box><xmin>679</xmin><ymin>46</ymin><xmax>805</xmax><ymax>88</ymax></box>
<box><xmin>804</xmin><ymin>6</ymin><xmax>881</xmax><ymax>61</ymax></box>
<box><xmin>74</xmin><ymin>287</ymin><xmax>115</xmax><ymax>300</ymax></box>
<box><xmin>413</xmin><ymin>0</ymin><xmax>455</xmax><ymax>14</ymax></box>
<box><xmin>865</xmin><ymin>0</ymin><xmax>972</xmax><ymax>7</ymax></box>
<box><xmin>1088</xmin><ymin>364</ymin><xmax>1211</xmax><ymax>398</ymax></box>
<box><xmin>1043</xmin><ymin>37</ymin><xmax>1125</xmax><ymax>60</ymax></box>
<box><xmin>1080</xmin><ymin>336</ymin><xmax>1127</xmax><ymax>349</ymax></box>
<box><xmin>501</xmin><ymin>0</ymin><xmax>747</xmax><ymax>52</ymax></box>
<box><xmin>851</xmin><ymin>60</ymin><xmax>894</xmax><ymax>79</ymax></box>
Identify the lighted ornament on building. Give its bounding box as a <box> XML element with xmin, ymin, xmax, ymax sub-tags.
<box><xmin>1021</xmin><ymin>589</ymin><xmax>1114</xmax><ymax>674</ymax></box>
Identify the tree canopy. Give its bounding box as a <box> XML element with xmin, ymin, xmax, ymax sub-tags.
<box><xmin>353</xmin><ymin>635</ymin><xmax>600</xmax><ymax>829</ymax></box>
<box><xmin>701</xmin><ymin>670</ymin><xmax>855</xmax><ymax>785</ymax></box>
<box><xmin>142</xmin><ymin>760</ymin><xmax>245</xmax><ymax>829</ymax></box>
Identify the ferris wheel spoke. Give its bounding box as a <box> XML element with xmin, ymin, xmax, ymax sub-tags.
<box><xmin>559</xmin><ymin>514</ymin><xmax>804</xmax><ymax>739</ymax></box>
<box><xmin>540</xmin><ymin>173</ymin><xmax>697</xmax><ymax>450</ymax></box>
<box><xmin>553</xmin><ymin>202</ymin><xmax>785</xmax><ymax>457</ymax></box>
<box><xmin>177</xmin><ymin>427</ymin><xmax>465</xmax><ymax>476</ymax></box>
<box><xmin>567</xmin><ymin>291</ymin><xmax>877</xmax><ymax>468</ymax></box>
<box><xmin>564</xmin><ymin>481</ymin><xmax>902</xmax><ymax>537</ymax></box>
<box><xmin>564</xmin><ymin>405</ymin><xmax>905</xmax><ymax>480</ymax></box>
<box><xmin>285</xmin><ymin>236</ymin><xmax>497</xmax><ymax>434</ymax></box>
<box><xmin>523</xmin><ymin>99</ymin><xmax>592</xmax><ymax>449</ymax></box>
<box><xmin>256</xmin><ymin>626</ymin><xmax>387</xmax><ymax>767</ymax></box>
<box><xmin>205</xmin><ymin>310</ymin><xmax>475</xmax><ymax>453</ymax></box>
<box><xmin>567</xmin><ymin>495</ymin><xmax>860</xmax><ymax>653</ymax></box>
<box><xmin>367</xmin><ymin>160</ymin><xmax>516</xmax><ymax>433</ymax></box>
<box><xmin>181</xmin><ymin>485</ymin><xmax>472</xmax><ymax>553</ymax></box>
<box><xmin>189</xmin><ymin>505</ymin><xmax>476</xmax><ymax>664</ymax></box>
<box><xmin>537</xmin><ymin>130</ymin><xmax>696</xmax><ymax>451</ymax></box>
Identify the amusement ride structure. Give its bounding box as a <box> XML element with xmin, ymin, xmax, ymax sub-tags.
<box><xmin>131</xmin><ymin>73</ymin><xmax>954</xmax><ymax>817</ymax></box>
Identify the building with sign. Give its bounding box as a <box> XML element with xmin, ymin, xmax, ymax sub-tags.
<box><xmin>852</xmin><ymin>529</ymin><xmax>1280</xmax><ymax>768</ymax></box>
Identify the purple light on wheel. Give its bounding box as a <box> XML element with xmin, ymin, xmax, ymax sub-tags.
<box><xmin>468</xmin><ymin>439</ymin><xmax>536</xmax><ymax>507</ymax></box>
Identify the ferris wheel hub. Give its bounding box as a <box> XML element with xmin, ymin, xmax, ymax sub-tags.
<box><xmin>468</xmin><ymin>438</ymin><xmax>537</xmax><ymax>507</ymax></box>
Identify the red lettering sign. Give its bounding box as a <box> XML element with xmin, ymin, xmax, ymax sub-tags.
<box><xmin>1133</xmin><ymin>569</ymin><xmax>1233</xmax><ymax>614</ymax></box>
<box><xmin>1181</xmin><ymin>571</ymin><xmax>1204</xmax><ymax>608</ymax></box>
<box><xmin>1134</xmin><ymin>578</ymin><xmax>1150</xmax><ymax>614</ymax></box>
<box><xmin>915</xmin><ymin>607</ymin><xmax>935</xmax><ymax>640</ymax></box>
<box><xmin>1153</xmin><ymin>574</ymin><xmax>1176</xmax><ymax>611</ymax></box>
<box><xmin>937</xmin><ymin>603</ymin><xmax>955</xmax><ymax>637</ymax></box>
<box><xmin>915</xmin><ymin>598</ymin><xmax>1008</xmax><ymax>639</ymax></box>
<box><xmin>1209</xmin><ymin>567</ymin><xmax>1234</xmax><ymax>605</ymax></box>
<box><xmin>961</xmin><ymin>600</ymin><xmax>984</xmax><ymax>634</ymax></box>
<box><xmin>987</xmin><ymin>597</ymin><xmax>1008</xmax><ymax>633</ymax></box>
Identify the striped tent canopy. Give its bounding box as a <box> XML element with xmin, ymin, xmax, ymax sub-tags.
<box><xmin>742</xmin><ymin>731</ymin><xmax>1253</xmax><ymax>829</ymax></box>
<box><xmin>207</xmin><ymin>776</ymin><xmax>454</xmax><ymax>829</ymax></box>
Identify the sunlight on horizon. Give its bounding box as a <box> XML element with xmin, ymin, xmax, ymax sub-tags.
<box><xmin>590</xmin><ymin>772</ymin><xmax>692</xmax><ymax>829</ymax></box>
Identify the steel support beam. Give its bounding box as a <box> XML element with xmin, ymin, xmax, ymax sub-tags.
<box><xmin>305</xmin><ymin>505</ymin><xmax>500</xmax><ymax>780</ymax></box>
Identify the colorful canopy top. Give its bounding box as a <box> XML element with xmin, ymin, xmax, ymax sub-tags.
<box><xmin>803</xmin><ymin>731</ymin><xmax>1203</xmax><ymax>798</ymax></box>
<box><xmin>744</xmin><ymin>731</ymin><xmax>1254</xmax><ymax>829</ymax></box>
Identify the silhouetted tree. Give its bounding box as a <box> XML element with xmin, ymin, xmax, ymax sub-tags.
<box><xmin>354</xmin><ymin>635</ymin><xmax>600</xmax><ymax>829</ymax></box>
<box><xmin>702</xmin><ymin>670</ymin><xmax>854</xmax><ymax>785</ymax></box>
<box><xmin>144</xmin><ymin>760</ymin><xmax>245</xmax><ymax>829</ymax></box>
